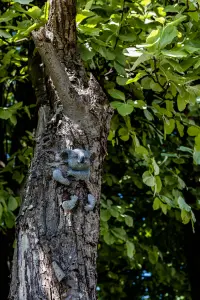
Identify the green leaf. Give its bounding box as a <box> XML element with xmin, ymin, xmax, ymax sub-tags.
<box><xmin>195</xmin><ymin>134</ymin><xmax>200</xmax><ymax>151</ymax></box>
<box><xmin>181</xmin><ymin>210</ymin><xmax>191</xmax><ymax>224</ymax></box>
<box><xmin>132</xmin><ymin>174</ymin><xmax>143</xmax><ymax>189</ymax></box>
<box><xmin>110</xmin><ymin>101</ymin><xmax>123</xmax><ymax>108</ymax></box>
<box><xmin>176</xmin><ymin>120</ymin><xmax>184</xmax><ymax>137</ymax></box>
<box><xmin>141</xmin><ymin>77</ymin><xmax>153</xmax><ymax>89</ymax></box>
<box><xmin>153</xmin><ymin>197</ymin><xmax>161</xmax><ymax>210</ymax></box>
<box><xmin>144</xmin><ymin>109</ymin><xmax>154</xmax><ymax>121</ymax></box>
<box><xmin>79</xmin><ymin>25</ymin><xmax>100</xmax><ymax>36</ymax></box>
<box><xmin>165</xmin><ymin>59</ymin><xmax>183</xmax><ymax>73</ymax></box>
<box><xmin>191</xmin><ymin>210</ymin><xmax>196</xmax><ymax>224</ymax></box>
<box><xmin>164</xmin><ymin>5</ymin><xmax>180</xmax><ymax>13</ymax></box>
<box><xmin>24</xmin><ymin>106</ymin><xmax>31</xmax><ymax>119</ymax></box>
<box><xmin>116</xmin><ymin>76</ymin><xmax>127</xmax><ymax>86</ymax></box>
<box><xmin>79</xmin><ymin>44</ymin><xmax>95</xmax><ymax>61</ymax></box>
<box><xmin>103</xmin><ymin>231</ymin><xmax>115</xmax><ymax>245</ymax></box>
<box><xmin>98</xmin><ymin>47</ymin><xmax>116</xmax><ymax>60</ymax></box>
<box><xmin>188</xmin><ymin>11</ymin><xmax>199</xmax><ymax>22</ymax></box>
<box><xmin>187</xmin><ymin>126</ymin><xmax>200</xmax><ymax>136</ymax></box>
<box><xmin>160</xmin><ymin>202</ymin><xmax>167</xmax><ymax>214</ymax></box>
<box><xmin>187</xmin><ymin>85</ymin><xmax>200</xmax><ymax>97</ymax></box>
<box><xmin>0</xmin><ymin>29</ymin><xmax>11</xmax><ymax>38</ymax></box>
<box><xmin>178</xmin><ymin>196</ymin><xmax>191</xmax><ymax>212</ymax></box>
<box><xmin>177</xmin><ymin>146</ymin><xmax>192</xmax><ymax>153</ymax></box>
<box><xmin>118</xmin><ymin>127</ymin><xmax>128</xmax><ymax>136</ymax></box>
<box><xmin>126</xmin><ymin>72</ymin><xmax>146</xmax><ymax>84</ymax></box>
<box><xmin>115</xmin><ymin>51</ymin><xmax>126</xmax><ymax>66</ymax></box>
<box><xmin>10</xmin><ymin>115</ymin><xmax>17</xmax><ymax>126</ymax></box>
<box><xmin>152</xmin><ymin>158</ymin><xmax>159</xmax><ymax>175</ymax></box>
<box><xmin>161</xmin><ymin>49</ymin><xmax>188</xmax><ymax>58</ymax></box>
<box><xmin>135</xmin><ymin>146</ymin><xmax>148</xmax><ymax>156</ymax></box>
<box><xmin>111</xmin><ymin>101</ymin><xmax>134</xmax><ymax>116</ymax></box>
<box><xmin>111</xmin><ymin>227</ymin><xmax>127</xmax><ymax>241</ymax></box>
<box><xmin>177</xmin><ymin>176</ymin><xmax>186</xmax><ymax>189</ymax></box>
<box><xmin>101</xmin><ymin>210</ymin><xmax>111</xmax><ymax>221</ymax></box>
<box><xmin>142</xmin><ymin>171</ymin><xmax>155</xmax><ymax>187</ymax></box>
<box><xmin>85</xmin><ymin>0</ymin><xmax>94</xmax><ymax>10</ymax></box>
<box><xmin>177</xmin><ymin>94</ymin><xmax>187</xmax><ymax>112</ymax></box>
<box><xmin>131</xmin><ymin>53</ymin><xmax>151</xmax><ymax>70</ymax></box>
<box><xmin>10</xmin><ymin>102</ymin><xmax>23</xmax><ymax>111</ymax></box>
<box><xmin>8</xmin><ymin>196</ymin><xmax>18</xmax><ymax>211</ymax></box>
<box><xmin>109</xmin><ymin>207</ymin><xmax>119</xmax><ymax>218</ymax></box>
<box><xmin>160</xmin><ymin>195</ymin><xmax>173</xmax><ymax>206</ymax></box>
<box><xmin>118</xmin><ymin>127</ymin><xmax>129</xmax><ymax>141</ymax></box>
<box><xmin>114</xmin><ymin>61</ymin><xmax>126</xmax><ymax>76</ymax></box>
<box><xmin>27</xmin><ymin>6</ymin><xmax>41</xmax><ymax>18</ymax></box>
<box><xmin>76</xmin><ymin>12</ymin><xmax>92</xmax><ymax>24</ymax></box>
<box><xmin>13</xmin><ymin>0</ymin><xmax>33</xmax><ymax>3</ymax></box>
<box><xmin>146</xmin><ymin>29</ymin><xmax>161</xmax><ymax>46</ymax></box>
<box><xmin>108</xmin><ymin>89</ymin><xmax>125</xmax><ymax>101</ymax></box>
<box><xmin>148</xmin><ymin>250</ymin><xmax>158</xmax><ymax>264</ymax></box>
<box><xmin>164</xmin><ymin>119</ymin><xmax>175</xmax><ymax>135</ymax></box>
<box><xmin>126</xmin><ymin>241</ymin><xmax>135</xmax><ymax>258</ymax></box>
<box><xmin>165</xmin><ymin>175</ymin><xmax>177</xmax><ymax>185</ymax></box>
<box><xmin>0</xmin><ymin>9</ymin><xmax>20</xmax><ymax>23</ymax></box>
<box><xmin>117</xmin><ymin>103</ymin><xmax>134</xmax><ymax>116</ymax></box>
<box><xmin>12</xmin><ymin>171</ymin><xmax>24</xmax><ymax>184</ymax></box>
<box><xmin>0</xmin><ymin>108</ymin><xmax>12</xmax><ymax>120</ymax></box>
<box><xmin>155</xmin><ymin>176</ymin><xmax>162</xmax><ymax>193</ymax></box>
<box><xmin>125</xmin><ymin>215</ymin><xmax>133</xmax><ymax>227</ymax></box>
<box><xmin>159</xmin><ymin>25</ymin><xmax>178</xmax><ymax>49</ymax></box>
<box><xmin>4</xmin><ymin>211</ymin><xmax>15</xmax><ymax>228</ymax></box>
<box><xmin>167</xmin><ymin>15</ymin><xmax>187</xmax><ymax>27</ymax></box>
<box><xmin>132</xmin><ymin>100</ymin><xmax>146</xmax><ymax>109</ymax></box>
<box><xmin>150</xmin><ymin>82</ymin><xmax>163</xmax><ymax>92</ymax></box>
<box><xmin>193</xmin><ymin>149</ymin><xmax>200</xmax><ymax>165</ymax></box>
<box><xmin>119</xmin><ymin>33</ymin><xmax>136</xmax><ymax>42</ymax></box>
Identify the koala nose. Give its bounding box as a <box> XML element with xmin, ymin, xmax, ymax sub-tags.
<box><xmin>79</xmin><ymin>156</ymin><xmax>85</xmax><ymax>163</ymax></box>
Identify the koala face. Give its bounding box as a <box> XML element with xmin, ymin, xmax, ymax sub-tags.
<box><xmin>67</xmin><ymin>149</ymin><xmax>90</xmax><ymax>171</ymax></box>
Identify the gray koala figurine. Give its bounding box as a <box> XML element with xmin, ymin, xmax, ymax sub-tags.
<box><xmin>53</xmin><ymin>149</ymin><xmax>96</xmax><ymax>211</ymax></box>
<box><xmin>53</xmin><ymin>149</ymin><xmax>90</xmax><ymax>184</ymax></box>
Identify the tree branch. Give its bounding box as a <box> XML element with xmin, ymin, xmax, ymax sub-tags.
<box><xmin>47</xmin><ymin>0</ymin><xmax>77</xmax><ymax>56</ymax></box>
<box><xmin>32</xmin><ymin>29</ymin><xmax>86</xmax><ymax>122</ymax></box>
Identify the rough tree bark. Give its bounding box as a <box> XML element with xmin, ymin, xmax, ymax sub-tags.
<box><xmin>9</xmin><ymin>1</ymin><xmax>112</xmax><ymax>299</ymax></box>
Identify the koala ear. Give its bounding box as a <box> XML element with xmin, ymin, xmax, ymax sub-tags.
<box><xmin>60</xmin><ymin>149</ymin><xmax>70</xmax><ymax>161</ymax></box>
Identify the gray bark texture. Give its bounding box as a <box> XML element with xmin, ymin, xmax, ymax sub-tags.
<box><xmin>9</xmin><ymin>1</ymin><xmax>112</xmax><ymax>299</ymax></box>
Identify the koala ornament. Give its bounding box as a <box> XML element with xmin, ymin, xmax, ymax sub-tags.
<box><xmin>53</xmin><ymin>149</ymin><xmax>96</xmax><ymax>211</ymax></box>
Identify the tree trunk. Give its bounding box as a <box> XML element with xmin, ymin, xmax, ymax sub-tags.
<box><xmin>9</xmin><ymin>1</ymin><xmax>112</xmax><ymax>299</ymax></box>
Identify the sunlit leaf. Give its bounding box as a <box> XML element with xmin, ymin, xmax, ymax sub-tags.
<box><xmin>142</xmin><ymin>171</ymin><xmax>155</xmax><ymax>187</ymax></box>
<box><xmin>187</xmin><ymin>126</ymin><xmax>200</xmax><ymax>136</ymax></box>
<box><xmin>126</xmin><ymin>241</ymin><xmax>135</xmax><ymax>258</ymax></box>
<box><xmin>108</xmin><ymin>89</ymin><xmax>125</xmax><ymax>101</ymax></box>
<box><xmin>13</xmin><ymin>0</ymin><xmax>33</xmax><ymax>3</ymax></box>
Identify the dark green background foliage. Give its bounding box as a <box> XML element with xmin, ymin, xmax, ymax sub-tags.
<box><xmin>1</xmin><ymin>0</ymin><xmax>200</xmax><ymax>299</ymax></box>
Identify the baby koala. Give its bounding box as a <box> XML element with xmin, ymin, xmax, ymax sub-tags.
<box><xmin>53</xmin><ymin>149</ymin><xmax>90</xmax><ymax>185</ymax></box>
<box><xmin>53</xmin><ymin>148</ymin><xmax>96</xmax><ymax>211</ymax></box>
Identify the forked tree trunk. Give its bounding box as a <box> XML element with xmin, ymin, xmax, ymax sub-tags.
<box><xmin>9</xmin><ymin>1</ymin><xmax>111</xmax><ymax>299</ymax></box>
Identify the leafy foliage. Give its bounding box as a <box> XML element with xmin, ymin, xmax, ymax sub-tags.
<box><xmin>77</xmin><ymin>0</ymin><xmax>200</xmax><ymax>225</ymax></box>
<box><xmin>0</xmin><ymin>0</ymin><xmax>39</xmax><ymax>230</ymax></box>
